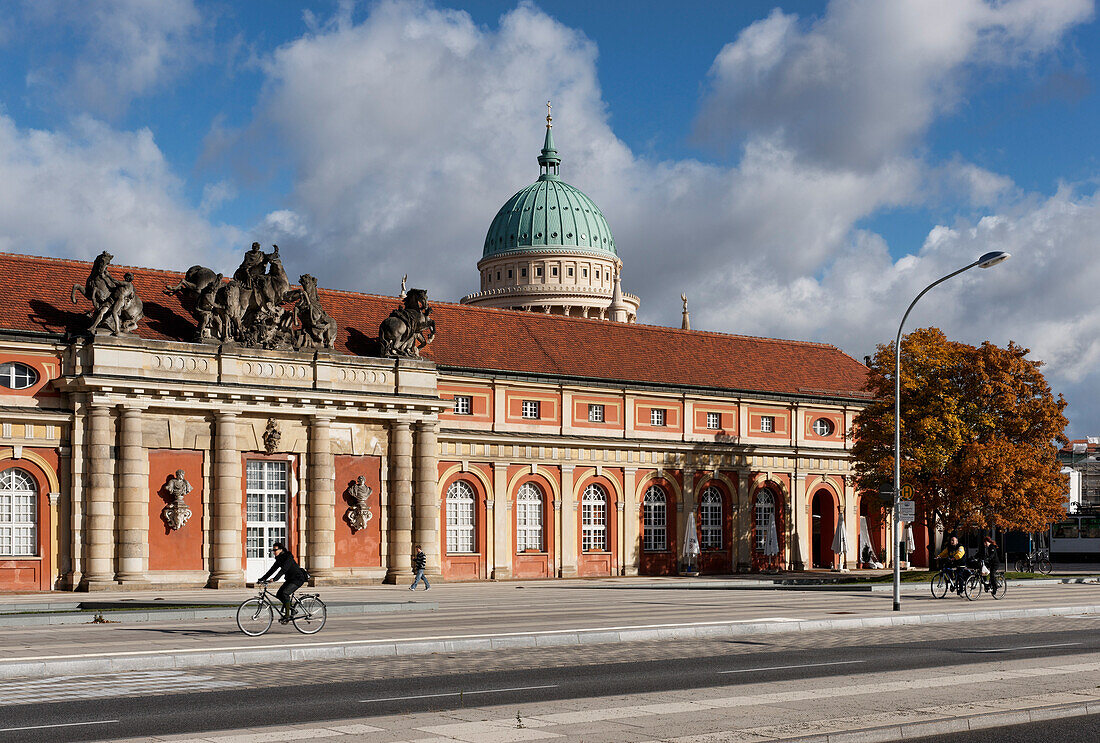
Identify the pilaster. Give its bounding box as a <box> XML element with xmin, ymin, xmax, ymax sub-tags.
<box><xmin>83</xmin><ymin>404</ymin><xmax>115</xmax><ymax>588</ymax></box>
<box><xmin>414</xmin><ymin>421</ymin><xmax>441</xmax><ymax>578</ymax></box>
<box><xmin>491</xmin><ymin>461</ymin><xmax>510</xmax><ymax>579</ymax></box>
<box><xmin>384</xmin><ymin>420</ymin><xmax>414</xmax><ymax>583</ymax></box>
<box><xmin>115</xmin><ymin>405</ymin><xmax>149</xmax><ymax>584</ymax></box>
<box><xmin>622</xmin><ymin>468</ymin><xmax>639</xmax><ymax>575</ymax></box>
<box><xmin>308</xmin><ymin>414</ymin><xmax>336</xmax><ymax>581</ymax></box>
<box><xmin>559</xmin><ymin>465</ymin><xmax>577</xmax><ymax>577</ymax></box>
<box><xmin>209</xmin><ymin>411</ymin><xmax>244</xmax><ymax>587</ymax></box>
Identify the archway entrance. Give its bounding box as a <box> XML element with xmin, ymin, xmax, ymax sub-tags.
<box><xmin>810</xmin><ymin>490</ymin><xmax>835</xmax><ymax>569</ymax></box>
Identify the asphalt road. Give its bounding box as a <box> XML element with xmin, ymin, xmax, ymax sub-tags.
<box><xmin>4</xmin><ymin>620</ymin><xmax>1100</xmax><ymax>742</ymax></box>
<box><xmin>911</xmin><ymin>713</ymin><xmax>1100</xmax><ymax>742</ymax></box>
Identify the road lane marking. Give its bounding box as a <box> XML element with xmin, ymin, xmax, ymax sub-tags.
<box><xmin>0</xmin><ymin>720</ymin><xmax>119</xmax><ymax>733</ymax></box>
<box><xmin>0</xmin><ymin>618</ymin><xmax>802</xmax><ymax>663</ymax></box>
<box><xmin>718</xmin><ymin>660</ymin><xmax>865</xmax><ymax>674</ymax></box>
<box><xmin>964</xmin><ymin>642</ymin><xmax>1082</xmax><ymax>654</ymax></box>
<box><xmin>361</xmin><ymin>683</ymin><xmax>558</xmax><ymax>703</ymax></box>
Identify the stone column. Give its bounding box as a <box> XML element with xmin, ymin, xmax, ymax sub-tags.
<box><xmin>559</xmin><ymin>465</ymin><xmax>577</xmax><ymax>577</ymax></box>
<box><xmin>83</xmin><ymin>404</ymin><xmax>115</xmax><ymax>588</ymax></box>
<box><xmin>736</xmin><ymin>471</ymin><xmax>752</xmax><ymax>571</ymax></box>
<box><xmin>308</xmin><ymin>415</ymin><xmax>336</xmax><ymax>582</ymax></box>
<box><xmin>209</xmin><ymin>411</ymin><xmax>244</xmax><ymax>588</ymax></box>
<box><xmin>413</xmin><ymin>421</ymin><xmax>441</xmax><ymax>578</ymax></box>
<box><xmin>66</xmin><ymin>396</ymin><xmax>88</xmax><ymax>589</ymax></box>
<box><xmin>385</xmin><ymin>420</ymin><xmax>414</xmax><ymax>583</ymax></box>
<box><xmin>790</xmin><ymin>471</ymin><xmax>808</xmax><ymax>571</ymax></box>
<box><xmin>115</xmin><ymin>405</ymin><xmax>149</xmax><ymax>584</ymax></box>
<box><xmin>622</xmin><ymin>468</ymin><xmax>639</xmax><ymax>576</ymax></box>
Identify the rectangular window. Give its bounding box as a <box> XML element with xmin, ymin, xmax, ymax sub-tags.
<box><xmin>595</xmin><ymin>270</ymin><xmax>600</xmax><ymax>280</ymax></box>
<box><xmin>588</xmin><ymin>404</ymin><xmax>604</xmax><ymax>423</ymax></box>
<box><xmin>453</xmin><ymin>395</ymin><xmax>472</xmax><ymax>415</ymax></box>
<box><xmin>0</xmin><ymin>472</ymin><xmax>36</xmax><ymax>556</ymax></box>
<box><xmin>244</xmin><ymin>461</ymin><xmax>288</xmax><ymax>567</ymax></box>
<box><xmin>535</xmin><ymin>266</ymin><xmax>542</xmax><ymax>276</ymax></box>
<box><xmin>650</xmin><ymin>408</ymin><xmax>666</xmax><ymax>427</ymax></box>
<box><xmin>706</xmin><ymin>412</ymin><xmax>721</xmax><ymax>430</ymax></box>
<box><xmin>521</xmin><ymin>267</ymin><xmax>527</xmax><ymax>277</ymax></box>
<box><xmin>582</xmin><ymin>268</ymin><xmax>588</xmax><ymax>277</ymax></box>
<box><xmin>551</xmin><ymin>266</ymin><xmax>558</xmax><ymax>276</ymax></box>
<box><xmin>507</xmin><ymin>269</ymin><xmax>513</xmax><ymax>279</ymax></box>
<box><xmin>567</xmin><ymin>267</ymin><xmax>574</xmax><ymax>277</ymax></box>
<box><xmin>496</xmin><ymin>271</ymin><xmax>501</xmax><ymax>280</ymax></box>
<box><xmin>521</xmin><ymin>400</ymin><xmax>541</xmax><ymax>419</ymax></box>
<box><xmin>760</xmin><ymin>415</ymin><xmax>775</xmax><ymax>433</ymax></box>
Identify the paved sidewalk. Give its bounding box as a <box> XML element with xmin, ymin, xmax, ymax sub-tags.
<box><xmin>2</xmin><ymin>578</ymin><xmax>1099</xmax><ymax>679</ymax></box>
<box><xmin>92</xmin><ymin>650</ymin><xmax>1100</xmax><ymax>743</ymax></box>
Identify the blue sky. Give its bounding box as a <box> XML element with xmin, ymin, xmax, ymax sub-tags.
<box><xmin>1</xmin><ymin>0</ymin><xmax>1100</xmax><ymax>436</ymax></box>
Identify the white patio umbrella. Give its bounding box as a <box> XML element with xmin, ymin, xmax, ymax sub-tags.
<box><xmin>683</xmin><ymin>511</ymin><xmax>701</xmax><ymax>558</ymax></box>
<box><xmin>831</xmin><ymin>515</ymin><xmax>848</xmax><ymax>570</ymax></box>
<box><xmin>905</xmin><ymin>524</ymin><xmax>916</xmax><ymax>551</ymax></box>
<box><xmin>682</xmin><ymin>511</ymin><xmax>701</xmax><ymax>572</ymax></box>
<box><xmin>764</xmin><ymin>512</ymin><xmax>779</xmax><ymax>557</ymax></box>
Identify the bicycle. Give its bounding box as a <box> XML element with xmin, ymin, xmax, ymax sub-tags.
<box><xmin>930</xmin><ymin>564</ymin><xmax>972</xmax><ymax>598</ymax></box>
<box><xmin>963</xmin><ymin>566</ymin><xmax>1007</xmax><ymax>600</ymax></box>
<box><xmin>1014</xmin><ymin>548</ymin><xmax>1051</xmax><ymax>575</ymax></box>
<box><xmin>236</xmin><ymin>582</ymin><xmax>327</xmax><ymax>636</ymax></box>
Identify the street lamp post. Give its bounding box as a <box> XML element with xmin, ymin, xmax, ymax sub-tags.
<box><xmin>892</xmin><ymin>250</ymin><xmax>1010</xmax><ymax>612</ymax></box>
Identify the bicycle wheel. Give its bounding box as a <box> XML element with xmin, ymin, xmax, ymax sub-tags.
<box><xmin>1014</xmin><ymin>559</ymin><xmax>1026</xmax><ymax>573</ymax></box>
<box><xmin>1037</xmin><ymin>558</ymin><xmax>1052</xmax><ymax>575</ymax></box>
<box><xmin>964</xmin><ymin>575</ymin><xmax>981</xmax><ymax>601</ymax></box>
<box><xmin>236</xmin><ymin>598</ymin><xmax>273</xmax><ymax>636</ymax></box>
<box><xmin>931</xmin><ymin>573</ymin><xmax>948</xmax><ymax>599</ymax></box>
<box><xmin>991</xmin><ymin>573</ymin><xmax>1006</xmax><ymax>600</ymax></box>
<box><xmin>292</xmin><ymin>596</ymin><xmax>327</xmax><ymax>635</ymax></box>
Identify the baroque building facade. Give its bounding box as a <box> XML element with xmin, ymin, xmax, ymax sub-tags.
<box><xmin>0</xmin><ymin>119</ymin><xmax>881</xmax><ymax>592</ymax></box>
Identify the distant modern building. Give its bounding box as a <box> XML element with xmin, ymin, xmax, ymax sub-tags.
<box><xmin>0</xmin><ymin>112</ymin><xmax>881</xmax><ymax>592</ymax></box>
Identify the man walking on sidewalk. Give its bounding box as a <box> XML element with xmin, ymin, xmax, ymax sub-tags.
<box><xmin>410</xmin><ymin>544</ymin><xmax>430</xmax><ymax>590</ymax></box>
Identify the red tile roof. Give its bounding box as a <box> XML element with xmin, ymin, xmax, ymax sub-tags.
<box><xmin>0</xmin><ymin>252</ymin><xmax>869</xmax><ymax>399</ymax></box>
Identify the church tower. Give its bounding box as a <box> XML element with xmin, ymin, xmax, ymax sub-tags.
<box><xmin>462</xmin><ymin>104</ymin><xmax>639</xmax><ymax>322</ymax></box>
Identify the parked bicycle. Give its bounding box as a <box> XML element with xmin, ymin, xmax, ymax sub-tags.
<box><xmin>236</xmin><ymin>582</ymin><xmax>327</xmax><ymax>635</ymax></box>
<box><xmin>963</xmin><ymin>566</ymin><xmax>1007</xmax><ymax>600</ymax></box>
<box><xmin>930</xmin><ymin>564</ymin><xmax>973</xmax><ymax>598</ymax></box>
<box><xmin>1014</xmin><ymin>548</ymin><xmax>1051</xmax><ymax>575</ymax></box>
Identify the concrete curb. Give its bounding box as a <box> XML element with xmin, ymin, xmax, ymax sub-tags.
<box><xmin>782</xmin><ymin>699</ymin><xmax>1100</xmax><ymax>742</ymax></box>
<box><xmin>0</xmin><ymin>600</ymin><xmax>436</xmax><ymax>627</ymax></box>
<box><xmin>590</xmin><ymin>576</ymin><xmax>1100</xmax><ymax>591</ymax></box>
<box><xmin>1</xmin><ymin>602</ymin><xmax>1098</xmax><ymax>680</ymax></box>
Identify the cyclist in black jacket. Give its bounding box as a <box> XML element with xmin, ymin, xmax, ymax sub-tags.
<box><xmin>258</xmin><ymin>542</ymin><xmax>308</xmax><ymax>622</ymax></box>
<box><xmin>977</xmin><ymin>536</ymin><xmax>1000</xmax><ymax>594</ymax></box>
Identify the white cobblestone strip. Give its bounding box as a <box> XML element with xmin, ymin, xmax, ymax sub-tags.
<box><xmin>0</xmin><ymin>670</ymin><xmax>243</xmax><ymax>706</ymax></box>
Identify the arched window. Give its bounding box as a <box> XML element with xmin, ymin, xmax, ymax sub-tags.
<box><xmin>581</xmin><ymin>483</ymin><xmax>607</xmax><ymax>551</ymax></box>
<box><xmin>700</xmin><ymin>486</ymin><xmax>723</xmax><ymax>550</ymax></box>
<box><xmin>755</xmin><ymin>489</ymin><xmax>775</xmax><ymax>553</ymax></box>
<box><xmin>516</xmin><ymin>482</ymin><xmax>544</xmax><ymax>551</ymax></box>
<box><xmin>0</xmin><ymin>467</ymin><xmax>36</xmax><ymax>556</ymax></box>
<box><xmin>642</xmin><ymin>485</ymin><xmax>667</xmax><ymax>552</ymax></box>
<box><xmin>446</xmin><ymin>480</ymin><xmax>476</xmax><ymax>553</ymax></box>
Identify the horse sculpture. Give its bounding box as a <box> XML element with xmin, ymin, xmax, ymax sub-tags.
<box><xmin>379</xmin><ymin>288</ymin><xmax>435</xmax><ymax>358</ymax></box>
<box><xmin>71</xmin><ymin>251</ymin><xmax>118</xmax><ymax>314</ymax></box>
<box><xmin>163</xmin><ymin>265</ymin><xmax>220</xmax><ymax>301</ymax></box>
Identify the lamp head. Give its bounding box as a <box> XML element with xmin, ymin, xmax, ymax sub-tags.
<box><xmin>977</xmin><ymin>251</ymin><xmax>1010</xmax><ymax>268</ymax></box>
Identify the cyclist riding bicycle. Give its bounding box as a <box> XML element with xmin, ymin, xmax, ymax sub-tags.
<box><xmin>977</xmin><ymin>535</ymin><xmax>1000</xmax><ymax>594</ymax></box>
<box><xmin>257</xmin><ymin>541</ymin><xmax>309</xmax><ymax>623</ymax></box>
<box><xmin>937</xmin><ymin>536</ymin><xmax>967</xmax><ymax>595</ymax></box>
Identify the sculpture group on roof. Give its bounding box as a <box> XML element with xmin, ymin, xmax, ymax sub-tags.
<box><xmin>71</xmin><ymin>251</ymin><xmax>145</xmax><ymax>336</ymax></box>
<box><xmin>163</xmin><ymin>242</ymin><xmax>337</xmax><ymax>351</ymax></box>
<box><xmin>71</xmin><ymin>244</ymin><xmax>436</xmax><ymax>358</ymax></box>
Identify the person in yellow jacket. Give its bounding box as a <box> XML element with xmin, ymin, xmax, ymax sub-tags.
<box><xmin>937</xmin><ymin>536</ymin><xmax>967</xmax><ymax>594</ymax></box>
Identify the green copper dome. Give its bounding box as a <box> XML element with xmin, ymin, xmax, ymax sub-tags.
<box><xmin>483</xmin><ymin>115</ymin><xmax>616</xmax><ymax>259</ymax></box>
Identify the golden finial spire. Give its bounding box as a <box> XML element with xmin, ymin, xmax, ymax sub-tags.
<box><xmin>546</xmin><ymin>100</ymin><xmax>553</xmax><ymax>128</ymax></box>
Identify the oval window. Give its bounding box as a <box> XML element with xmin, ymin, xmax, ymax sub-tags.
<box><xmin>0</xmin><ymin>362</ymin><xmax>38</xmax><ymax>390</ymax></box>
<box><xmin>812</xmin><ymin>418</ymin><xmax>834</xmax><ymax>436</ymax></box>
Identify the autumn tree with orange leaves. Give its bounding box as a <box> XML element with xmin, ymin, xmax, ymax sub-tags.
<box><xmin>851</xmin><ymin>328</ymin><xmax>1068</xmax><ymax>556</ymax></box>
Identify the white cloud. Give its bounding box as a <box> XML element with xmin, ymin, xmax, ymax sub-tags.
<box><xmin>695</xmin><ymin>0</ymin><xmax>1093</xmax><ymax>170</ymax></box>
<box><xmin>0</xmin><ymin>114</ymin><xmax>239</xmax><ymax>270</ymax></box>
<box><xmin>24</xmin><ymin>0</ymin><xmax>205</xmax><ymax>117</ymax></box>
